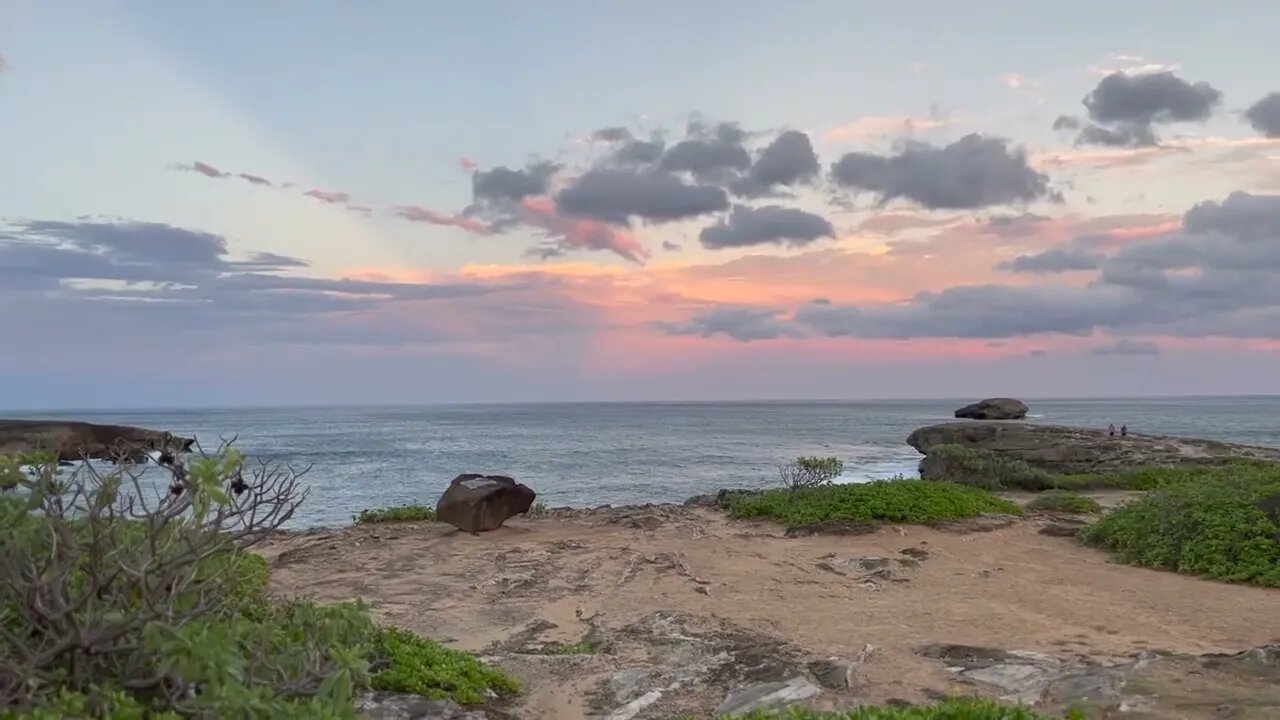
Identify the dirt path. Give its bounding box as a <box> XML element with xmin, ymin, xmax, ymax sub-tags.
<box><xmin>259</xmin><ymin>506</ymin><xmax>1280</xmax><ymax>719</ymax></box>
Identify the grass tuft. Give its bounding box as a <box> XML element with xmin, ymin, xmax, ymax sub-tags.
<box><xmin>1025</xmin><ymin>489</ymin><xmax>1102</xmax><ymax>514</ymax></box>
<box><xmin>353</xmin><ymin>504</ymin><xmax>438</xmax><ymax>524</ymax></box>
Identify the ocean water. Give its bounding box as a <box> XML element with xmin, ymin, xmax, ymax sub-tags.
<box><xmin>11</xmin><ymin>396</ymin><xmax>1280</xmax><ymax>528</ymax></box>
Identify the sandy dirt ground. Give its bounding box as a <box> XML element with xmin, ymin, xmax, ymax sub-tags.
<box><xmin>258</xmin><ymin>502</ymin><xmax>1280</xmax><ymax>719</ymax></box>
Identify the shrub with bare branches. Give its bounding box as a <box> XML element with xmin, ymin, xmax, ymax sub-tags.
<box><xmin>0</xmin><ymin>441</ymin><xmax>370</xmax><ymax>716</ymax></box>
<box><xmin>777</xmin><ymin>455</ymin><xmax>845</xmax><ymax>492</ymax></box>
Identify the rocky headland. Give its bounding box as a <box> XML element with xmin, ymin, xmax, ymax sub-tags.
<box><xmin>907</xmin><ymin>420</ymin><xmax>1280</xmax><ymax>476</ymax></box>
<box><xmin>0</xmin><ymin>418</ymin><xmax>194</xmax><ymax>462</ymax></box>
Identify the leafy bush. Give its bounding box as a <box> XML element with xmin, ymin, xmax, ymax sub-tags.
<box><xmin>778</xmin><ymin>456</ymin><xmax>845</xmax><ymax>491</ymax></box>
<box><xmin>725</xmin><ymin>479</ymin><xmax>1021</xmax><ymax>527</ymax></box>
<box><xmin>1025</xmin><ymin>490</ymin><xmax>1102</xmax><ymax>514</ymax></box>
<box><xmin>1081</xmin><ymin>464</ymin><xmax>1280</xmax><ymax>586</ymax></box>
<box><xmin>352</xmin><ymin>504</ymin><xmax>438</xmax><ymax>524</ymax></box>
<box><xmin>921</xmin><ymin>445</ymin><xmax>1056</xmax><ymax>491</ymax></box>
<box><xmin>0</xmin><ymin>445</ymin><xmax>516</xmax><ymax>717</ymax></box>
<box><xmin>715</xmin><ymin>697</ymin><xmax>1079</xmax><ymax>718</ymax></box>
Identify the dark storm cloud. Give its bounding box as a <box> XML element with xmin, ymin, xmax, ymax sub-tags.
<box><xmin>830</xmin><ymin>134</ymin><xmax>1052</xmax><ymax>209</ymax></box>
<box><xmin>1092</xmin><ymin>339</ymin><xmax>1161</xmax><ymax>355</ymax></box>
<box><xmin>554</xmin><ymin>168</ymin><xmax>729</xmax><ymax>224</ymax></box>
<box><xmin>1068</xmin><ymin>71</ymin><xmax>1222</xmax><ymax>147</ymax></box>
<box><xmin>693</xmin><ymin>191</ymin><xmax>1280</xmax><ymax>342</ymax></box>
<box><xmin>698</xmin><ymin>205</ymin><xmax>834</xmax><ymax>249</ymax></box>
<box><xmin>731</xmin><ymin>130</ymin><xmax>821</xmax><ymax>197</ymax></box>
<box><xmin>1244</xmin><ymin>92</ymin><xmax>1280</xmax><ymax>138</ymax></box>
<box><xmin>654</xmin><ymin>307</ymin><xmax>804</xmax><ymax>341</ymax></box>
<box><xmin>999</xmin><ymin>247</ymin><xmax>1104</xmax><ymax>273</ymax></box>
<box><xmin>471</xmin><ymin>161</ymin><xmax>560</xmax><ymax>204</ymax></box>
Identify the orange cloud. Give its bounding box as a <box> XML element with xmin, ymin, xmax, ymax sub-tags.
<box><xmin>518</xmin><ymin>197</ymin><xmax>649</xmax><ymax>263</ymax></box>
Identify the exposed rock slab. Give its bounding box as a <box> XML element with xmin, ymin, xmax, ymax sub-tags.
<box><xmin>357</xmin><ymin>693</ymin><xmax>489</xmax><ymax>719</ymax></box>
<box><xmin>907</xmin><ymin>421</ymin><xmax>1280</xmax><ymax>475</ymax></box>
<box><xmin>954</xmin><ymin>398</ymin><xmax>1028</xmax><ymax>420</ymax></box>
<box><xmin>0</xmin><ymin>419</ymin><xmax>193</xmax><ymax>462</ymax></box>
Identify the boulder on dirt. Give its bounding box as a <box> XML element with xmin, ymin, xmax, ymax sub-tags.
<box><xmin>954</xmin><ymin>398</ymin><xmax>1028</xmax><ymax>420</ymax></box>
<box><xmin>436</xmin><ymin>474</ymin><xmax>536</xmax><ymax>534</ymax></box>
<box><xmin>0</xmin><ymin>419</ymin><xmax>193</xmax><ymax>463</ymax></box>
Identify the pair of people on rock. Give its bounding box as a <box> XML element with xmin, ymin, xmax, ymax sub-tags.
<box><xmin>1107</xmin><ymin>423</ymin><xmax>1127</xmax><ymax>437</ymax></box>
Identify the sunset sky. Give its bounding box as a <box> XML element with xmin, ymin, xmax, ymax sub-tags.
<box><xmin>4</xmin><ymin>1</ymin><xmax>1280</xmax><ymax>408</ymax></box>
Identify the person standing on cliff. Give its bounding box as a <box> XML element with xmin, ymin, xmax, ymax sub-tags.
<box><xmin>1108</xmin><ymin>423</ymin><xmax>1116</xmax><ymax>437</ymax></box>
<box><xmin>1120</xmin><ymin>424</ymin><xmax>1128</xmax><ymax>437</ymax></box>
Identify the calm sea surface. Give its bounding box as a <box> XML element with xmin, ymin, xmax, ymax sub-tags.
<box><xmin>11</xmin><ymin>397</ymin><xmax>1280</xmax><ymax>528</ymax></box>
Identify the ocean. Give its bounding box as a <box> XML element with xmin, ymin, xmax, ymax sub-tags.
<box><xmin>11</xmin><ymin>396</ymin><xmax>1280</xmax><ymax>528</ymax></box>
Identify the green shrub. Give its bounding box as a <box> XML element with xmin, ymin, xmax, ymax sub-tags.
<box><xmin>1082</xmin><ymin>464</ymin><xmax>1280</xmax><ymax>586</ymax></box>
<box><xmin>1</xmin><ymin>446</ymin><xmax>517</xmax><ymax>717</ymax></box>
<box><xmin>1025</xmin><ymin>490</ymin><xmax>1102</xmax><ymax>514</ymax></box>
<box><xmin>779</xmin><ymin>456</ymin><xmax>845</xmax><ymax>491</ymax></box>
<box><xmin>352</xmin><ymin>504</ymin><xmax>438</xmax><ymax>524</ymax></box>
<box><xmin>725</xmin><ymin>479</ymin><xmax>1021</xmax><ymax>527</ymax></box>
<box><xmin>922</xmin><ymin>445</ymin><xmax>1056</xmax><ymax>490</ymax></box>
<box><xmin>527</xmin><ymin>501</ymin><xmax>550</xmax><ymax>518</ymax></box>
<box><xmin>370</xmin><ymin>627</ymin><xmax>519</xmax><ymax>704</ymax></box>
<box><xmin>715</xmin><ymin>697</ymin><xmax>1080</xmax><ymax>718</ymax></box>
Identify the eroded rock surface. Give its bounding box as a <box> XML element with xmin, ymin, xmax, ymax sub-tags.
<box><xmin>908</xmin><ymin>421</ymin><xmax>1280</xmax><ymax>475</ymax></box>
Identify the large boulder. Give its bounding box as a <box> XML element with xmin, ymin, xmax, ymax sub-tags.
<box><xmin>908</xmin><ymin>421</ymin><xmax>1280</xmax><ymax>476</ymax></box>
<box><xmin>0</xmin><ymin>419</ymin><xmax>193</xmax><ymax>463</ymax></box>
<box><xmin>953</xmin><ymin>398</ymin><xmax>1028</xmax><ymax>420</ymax></box>
<box><xmin>436</xmin><ymin>474</ymin><xmax>536</xmax><ymax>534</ymax></box>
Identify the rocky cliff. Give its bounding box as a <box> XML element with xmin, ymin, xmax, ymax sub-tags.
<box><xmin>0</xmin><ymin>419</ymin><xmax>193</xmax><ymax>462</ymax></box>
<box><xmin>907</xmin><ymin>421</ymin><xmax>1280</xmax><ymax>475</ymax></box>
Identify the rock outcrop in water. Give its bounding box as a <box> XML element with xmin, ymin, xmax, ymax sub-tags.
<box><xmin>0</xmin><ymin>419</ymin><xmax>193</xmax><ymax>463</ymax></box>
<box><xmin>953</xmin><ymin>398</ymin><xmax>1028</xmax><ymax>420</ymax></box>
<box><xmin>907</xmin><ymin>421</ymin><xmax>1280</xmax><ymax>475</ymax></box>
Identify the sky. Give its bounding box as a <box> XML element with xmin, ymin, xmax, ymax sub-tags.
<box><xmin>4</xmin><ymin>1</ymin><xmax>1280</xmax><ymax>408</ymax></box>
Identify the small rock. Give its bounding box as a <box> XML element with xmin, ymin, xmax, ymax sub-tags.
<box><xmin>900</xmin><ymin>547</ymin><xmax>930</xmax><ymax>560</ymax></box>
<box><xmin>695</xmin><ymin>585</ymin><xmax>711</xmax><ymax>596</ymax></box>
<box><xmin>1039</xmin><ymin>522</ymin><xmax>1087</xmax><ymax>538</ymax></box>
<box><xmin>807</xmin><ymin>659</ymin><xmax>857</xmax><ymax>690</ymax></box>
<box><xmin>714</xmin><ymin>676</ymin><xmax>822</xmax><ymax>716</ymax></box>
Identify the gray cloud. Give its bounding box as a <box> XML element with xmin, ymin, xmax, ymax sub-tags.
<box><xmin>830</xmin><ymin>134</ymin><xmax>1052</xmax><ymax>209</ymax></box>
<box><xmin>662</xmin><ymin>240</ymin><xmax>682</xmax><ymax>251</ymax></box>
<box><xmin>0</xmin><ymin>219</ymin><xmax>503</xmax><ymax>327</ymax></box>
<box><xmin>699</xmin><ymin>205</ymin><xmax>835</xmax><ymax>249</ymax></box>
<box><xmin>694</xmin><ymin>191</ymin><xmax>1280</xmax><ymax>342</ymax></box>
<box><xmin>1245</xmin><ymin>92</ymin><xmax>1280</xmax><ymax>138</ymax></box>
<box><xmin>732</xmin><ymin>131</ymin><xmax>820</xmax><ymax>197</ymax></box>
<box><xmin>592</xmin><ymin>126</ymin><xmax>634</xmax><ymax>143</ymax></box>
<box><xmin>175</xmin><ymin>161</ymin><xmax>279</xmax><ymax>188</ymax></box>
<box><xmin>658</xmin><ymin>122</ymin><xmax>752</xmax><ymax>182</ymax></box>
<box><xmin>555</xmin><ymin>168</ymin><xmax>729</xmax><ymax>224</ymax></box>
<box><xmin>1070</xmin><ymin>71</ymin><xmax>1222</xmax><ymax>147</ymax></box>
<box><xmin>302</xmin><ymin>189</ymin><xmax>351</xmax><ymax>205</ymax></box>
<box><xmin>1052</xmin><ymin>115</ymin><xmax>1082</xmax><ymax>131</ymax></box>
<box><xmin>999</xmin><ymin>247</ymin><xmax>1104</xmax><ymax>273</ymax></box>
<box><xmin>1092</xmin><ymin>339</ymin><xmax>1161</xmax><ymax>355</ymax></box>
<box><xmin>655</xmin><ymin>307</ymin><xmax>804</xmax><ymax>341</ymax></box>
<box><xmin>471</xmin><ymin>161</ymin><xmax>560</xmax><ymax>205</ymax></box>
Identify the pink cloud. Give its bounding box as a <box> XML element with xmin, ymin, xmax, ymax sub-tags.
<box><xmin>519</xmin><ymin>197</ymin><xmax>648</xmax><ymax>263</ymax></box>
<box><xmin>823</xmin><ymin>115</ymin><xmax>953</xmax><ymax>142</ymax></box>
<box><xmin>392</xmin><ymin>205</ymin><xmax>490</xmax><ymax>234</ymax></box>
<box><xmin>303</xmin><ymin>189</ymin><xmax>351</xmax><ymax>205</ymax></box>
<box><xmin>0</xmin><ymin>53</ymin><xmax>8</xmax><ymax>74</ymax></box>
<box><xmin>458</xmin><ymin>157</ymin><xmax>477</xmax><ymax>172</ymax></box>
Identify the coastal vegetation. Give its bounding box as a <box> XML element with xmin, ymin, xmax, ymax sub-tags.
<box><xmin>1082</xmin><ymin>463</ymin><xmax>1280</xmax><ymax>587</ymax></box>
<box><xmin>0</xmin><ymin>449</ymin><xmax>516</xmax><ymax>718</ymax></box>
<box><xmin>778</xmin><ymin>456</ymin><xmax>845</xmax><ymax>491</ymax></box>
<box><xmin>352</xmin><ymin>503</ymin><xmax>439</xmax><ymax>524</ymax></box>
<box><xmin>725</xmin><ymin>478</ymin><xmax>1021</xmax><ymax>527</ymax></box>
<box><xmin>1025</xmin><ymin>490</ymin><xmax>1102</xmax><ymax>514</ymax></box>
